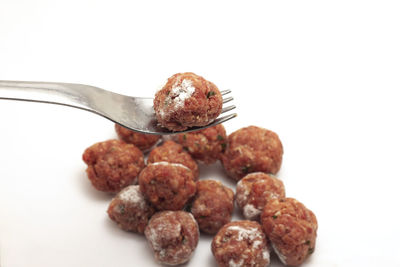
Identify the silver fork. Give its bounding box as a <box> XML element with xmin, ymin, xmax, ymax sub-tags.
<box><xmin>0</xmin><ymin>80</ymin><xmax>237</xmax><ymax>134</ymax></box>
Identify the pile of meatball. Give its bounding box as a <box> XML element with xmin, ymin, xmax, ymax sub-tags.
<box><xmin>82</xmin><ymin>73</ymin><xmax>318</xmax><ymax>267</ymax></box>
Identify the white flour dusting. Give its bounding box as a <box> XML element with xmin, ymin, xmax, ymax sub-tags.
<box><xmin>147</xmin><ymin>226</ymin><xmax>162</xmax><ymax>250</ymax></box>
<box><xmin>272</xmin><ymin>242</ymin><xmax>287</xmax><ymax>265</ymax></box>
<box><xmin>245</xmin><ymin>172</ymin><xmax>266</xmax><ymax>178</ymax></box>
<box><xmin>243</xmin><ymin>204</ymin><xmax>261</xmax><ymax>220</ymax></box>
<box><xmin>229</xmin><ymin>259</ymin><xmax>244</xmax><ymax>267</ymax></box>
<box><xmin>150</xmin><ymin>161</ymin><xmax>191</xmax><ymax>171</ymax></box>
<box><xmin>226</xmin><ymin>225</ymin><xmax>261</xmax><ymax>242</ymax></box>
<box><xmin>252</xmin><ymin>240</ymin><xmax>262</xmax><ymax>249</ymax></box>
<box><xmin>236</xmin><ymin>179</ymin><xmax>250</xmax><ymax>197</ymax></box>
<box><xmin>146</xmin><ymin>218</ymin><xmax>181</xmax><ymax>251</ymax></box>
<box><xmin>221</xmin><ymin>224</ymin><xmax>269</xmax><ymax>267</ymax></box>
<box><xmin>170</xmin><ymin>79</ymin><xmax>195</xmax><ymax>108</ymax></box>
<box><xmin>118</xmin><ymin>185</ymin><xmax>145</xmax><ymax>208</ymax></box>
<box><xmin>160</xmin><ymin>79</ymin><xmax>196</xmax><ymax>119</ymax></box>
<box><xmin>262</xmin><ymin>248</ymin><xmax>270</xmax><ymax>260</ymax></box>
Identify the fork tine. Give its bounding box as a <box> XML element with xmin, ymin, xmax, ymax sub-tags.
<box><xmin>221</xmin><ymin>105</ymin><xmax>236</xmax><ymax>114</ymax></box>
<box><xmin>220</xmin><ymin>89</ymin><xmax>231</xmax><ymax>96</ymax></box>
<box><xmin>213</xmin><ymin>113</ymin><xmax>238</xmax><ymax>124</ymax></box>
<box><xmin>223</xmin><ymin>96</ymin><xmax>233</xmax><ymax>104</ymax></box>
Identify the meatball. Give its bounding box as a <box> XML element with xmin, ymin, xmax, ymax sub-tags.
<box><xmin>147</xmin><ymin>140</ymin><xmax>199</xmax><ymax>180</ymax></box>
<box><xmin>173</xmin><ymin>124</ymin><xmax>227</xmax><ymax>164</ymax></box>
<box><xmin>221</xmin><ymin>126</ymin><xmax>283</xmax><ymax>181</ymax></box>
<box><xmin>115</xmin><ymin>124</ymin><xmax>161</xmax><ymax>152</ymax></box>
<box><xmin>260</xmin><ymin>198</ymin><xmax>318</xmax><ymax>266</ymax></box>
<box><xmin>82</xmin><ymin>139</ymin><xmax>145</xmax><ymax>193</ymax></box>
<box><xmin>212</xmin><ymin>220</ymin><xmax>271</xmax><ymax>267</ymax></box>
<box><xmin>236</xmin><ymin>172</ymin><xmax>285</xmax><ymax>221</ymax></box>
<box><xmin>153</xmin><ymin>72</ymin><xmax>223</xmax><ymax>131</ymax></box>
<box><xmin>145</xmin><ymin>211</ymin><xmax>199</xmax><ymax>265</ymax></box>
<box><xmin>107</xmin><ymin>185</ymin><xmax>155</xmax><ymax>233</ymax></box>
<box><xmin>138</xmin><ymin>162</ymin><xmax>196</xmax><ymax>211</ymax></box>
<box><xmin>190</xmin><ymin>180</ymin><xmax>234</xmax><ymax>234</ymax></box>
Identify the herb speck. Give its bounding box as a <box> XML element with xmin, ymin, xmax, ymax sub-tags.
<box><xmin>221</xmin><ymin>143</ymin><xmax>227</xmax><ymax>151</ymax></box>
<box><xmin>207</xmin><ymin>91</ymin><xmax>216</xmax><ymax>98</ymax></box>
<box><xmin>242</xmin><ymin>165</ymin><xmax>250</xmax><ymax>174</ymax></box>
<box><xmin>119</xmin><ymin>205</ymin><xmax>125</xmax><ymax>214</ymax></box>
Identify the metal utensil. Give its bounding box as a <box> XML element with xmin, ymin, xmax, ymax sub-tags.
<box><xmin>0</xmin><ymin>80</ymin><xmax>236</xmax><ymax>134</ymax></box>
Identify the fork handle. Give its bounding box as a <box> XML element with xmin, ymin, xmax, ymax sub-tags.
<box><xmin>0</xmin><ymin>80</ymin><xmax>96</xmax><ymax>112</ymax></box>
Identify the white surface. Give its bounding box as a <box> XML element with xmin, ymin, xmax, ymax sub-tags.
<box><xmin>0</xmin><ymin>1</ymin><xmax>400</xmax><ymax>266</ymax></box>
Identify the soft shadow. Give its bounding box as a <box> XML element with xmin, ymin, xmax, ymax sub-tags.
<box><xmin>102</xmin><ymin>215</ymin><xmax>145</xmax><ymax>240</ymax></box>
<box><xmin>199</xmin><ymin>231</ymin><xmax>216</xmax><ymax>241</ymax></box>
<box><xmin>269</xmin><ymin>250</ymin><xmax>285</xmax><ymax>267</ymax></box>
<box><xmin>102</xmin><ymin>216</ymin><xmax>162</xmax><ymax>265</ymax></box>
<box><xmin>231</xmin><ymin>201</ymin><xmax>245</xmax><ymax>221</ymax></box>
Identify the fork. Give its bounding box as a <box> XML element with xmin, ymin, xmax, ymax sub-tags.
<box><xmin>0</xmin><ymin>80</ymin><xmax>237</xmax><ymax>134</ymax></box>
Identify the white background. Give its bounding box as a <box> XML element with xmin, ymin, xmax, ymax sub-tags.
<box><xmin>0</xmin><ymin>1</ymin><xmax>400</xmax><ymax>266</ymax></box>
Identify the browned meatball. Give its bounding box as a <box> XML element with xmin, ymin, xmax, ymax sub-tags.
<box><xmin>236</xmin><ymin>172</ymin><xmax>286</xmax><ymax>221</ymax></box>
<box><xmin>145</xmin><ymin>211</ymin><xmax>199</xmax><ymax>265</ymax></box>
<box><xmin>190</xmin><ymin>180</ymin><xmax>234</xmax><ymax>234</ymax></box>
<box><xmin>173</xmin><ymin>124</ymin><xmax>227</xmax><ymax>164</ymax></box>
<box><xmin>138</xmin><ymin>162</ymin><xmax>196</xmax><ymax>211</ymax></box>
<box><xmin>212</xmin><ymin>220</ymin><xmax>271</xmax><ymax>267</ymax></box>
<box><xmin>107</xmin><ymin>185</ymin><xmax>155</xmax><ymax>233</ymax></box>
<box><xmin>115</xmin><ymin>124</ymin><xmax>161</xmax><ymax>151</ymax></box>
<box><xmin>147</xmin><ymin>140</ymin><xmax>199</xmax><ymax>180</ymax></box>
<box><xmin>153</xmin><ymin>72</ymin><xmax>223</xmax><ymax>131</ymax></box>
<box><xmin>82</xmin><ymin>139</ymin><xmax>145</xmax><ymax>193</ymax></box>
<box><xmin>221</xmin><ymin>126</ymin><xmax>283</xmax><ymax>181</ymax></box>
<box><xmin>260</xmin><ymin>198</ymin><xmax>318</xmax><ymax>266</ymax></box>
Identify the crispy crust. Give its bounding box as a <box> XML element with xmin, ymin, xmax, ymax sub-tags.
<box><xmin>260</xmin><ymin>198</ymin><xmax>318</xmax><ymax>266</ymax></box>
